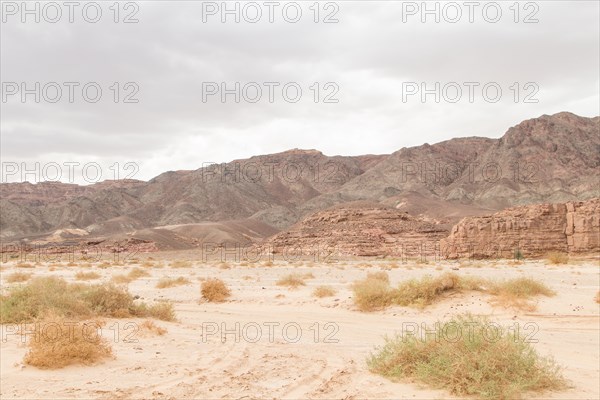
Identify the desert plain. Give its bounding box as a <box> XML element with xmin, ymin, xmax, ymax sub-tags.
<box><xmin>1</xmin><ymin>253</ymin><xmax>598</xmax><ymax>400</ymax></box>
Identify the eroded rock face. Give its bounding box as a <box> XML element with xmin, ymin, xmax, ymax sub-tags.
<box><xmin>441</xmin><ymin>198</ymin><xmax>599</xmax><ymax>258</ymax></box>
<box><xmin>266</xmin><ymin>202</ymin><xmax>449</xmax><ymax>259</ymax></box>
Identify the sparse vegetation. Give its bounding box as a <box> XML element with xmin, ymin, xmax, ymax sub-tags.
<box><xmin>366</xmin><ymin>271</ymin><xmax>390</xmax><ymax>284</ymax></box>
<box><xmin>0</xmin><ymin>276</ymin><xmax>175</xmax><ymax>323</ymax></box>
<box><xmin>276</xmin><ymin>274</ymin><xmax>306</xmax><ymax>289</ymax></box>
<box><xmin>156</xmin><ymin>276</ymin><xmax>191</xmax><ymax>289</ymax></box>
<box><xmin>201</xmin><ymin>279</ymin><xmax>231</xmax><ymax>302</ymax></box>
<box><xmin>23</xmin><ymin>315</ymin><xmax>113</xmax><ymax>369</ymax></box>
<box><xmin>140</xmin><ymin>320</ymin><xmax>167</xmax><ymax>336</ymax></box>
<box><xmin>111</xmin><ymin>274</ymin><xmax>133</xmax><ymax>284</ymax></box>
<box><xmin>546</xmin><ymin>252</ymin><xmax>569</xmax><ymax>265</ymax></box>
<box><xmin>313</xmin><ymin>286</ymin><xmax>336</xmax><ymax>298</ymax></box>
<box><xmin>15</xmin><ymin>262</ymin><xmax>34</xmax><ymax>269</ymax></box>
<box><xmin>352</xmin><ymin>273</ymin><xmax>553</xmax><ymax>311</ymax></box>
<box><xmin>595</xmin><ymin>291</ymin><xmax>600</xmax><ymax>304</ymax></box>
<box><xmin>5</xmin><ymin>272</ymin><xmax>32</xmax><ymax>283</ymax></box>
<box><xmin>74</xmin><ymin>271</ymin><xmax>101</xmax><ymax>281</ymax></box>
<box><xmin>128</xmin><ymin>267</ymin><xmax>150</xmax><ymax>279</ymax></box>
<box><xmin>171</xmin><ymin>260</ymin><xmax>192</xmax><ymax>268</ymax></box>
<box><xmin>368</xmin><ymin>314</ymin><xmax>567</xmax><ymax>399</ymax></box>
<box><xmin>352</xmin><ymin>275</ymin><xmax>394</xmax><ymax>311</ymax></box>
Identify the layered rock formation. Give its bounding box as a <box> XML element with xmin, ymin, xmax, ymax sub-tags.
<box><xmin>441</xmin><ymin>198</ymin><xmax>600</xmax><ymax>259</ymax></box>
<box><xmin>266</xmin><ymin>202</ymin><xmax>449</xmax><ymax>258</ymax></box>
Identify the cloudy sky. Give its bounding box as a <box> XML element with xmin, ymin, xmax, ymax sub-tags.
<box><xmin>1</xmin><ymin>1</ymin><xmax>599</xmax><ymax>184</ymax></box>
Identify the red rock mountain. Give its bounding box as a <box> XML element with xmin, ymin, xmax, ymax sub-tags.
<box><xmin>1</xmin><ymin>112</ymin><xmax>598</xmax><ymax>250</ymax></box>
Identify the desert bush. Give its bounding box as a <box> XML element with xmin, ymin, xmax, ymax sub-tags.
<box><xmin>201</xmin><ymin>279</ymin><xmax>231</xmax><ymax>302</ymax></box>
<box><xmin>6</xmin><ymin>272</ymin><xmax>32</xmax><ymax>283</ymax></box>
<box><xmin>488</xmin><ymin>277</ymin><xmax>555</xmax><ymax>310</ymax></box>
<box><xmin>595</xmin><ymin>291</ymin><xmax>600</xmax><ymax>304</ymax></box>
<box><xmin>140</xmin><ymin>320</ymin><xmax>167</xmax><ymax>336</ymax></box>
<box><xmin>391</xmin><ymin>273</ymin><xmax>476</xmax><ymax>308</ymax></box>
<box><xmin>368</xmin><ymin>314</ymin><xmax>566</xmax><ymax>399</ymax></box>
<box><xmin>131</xmin><ymin>301</ymin><xmax>176</xmax><ymax>321</ymax></box>
<box><xmin>111</xmin><ymin>274</ymin><xmax>133</xmax><ymax>284</ymax></box>
<box><xmin>75</xmin><ymin>271</ymin><xmax>101</xmax><ymax>281</ymax></box>
<box><xmin>352</xmin><ymin>277</ymin><xmax>394</xmax><ymax>311</ymax></box>
<box><xmin>546</xmin><ymin>252</ymin><xmax>569</xmax><ymax>265</ymax></box>
<box><xmin>156</xmin><ymin>276</ymin><xmax>191</xmax><ymax>289</ymax></box>
<box><xmin>276</xmin><ymin>274</ymin><xmax>306</xmax><ymax>289</ymax></box>
<box><xmin>0</xmin><ymin>277</ymin><xmax>175</xmax><ymax>323</ymax></box>
<box><xmin>128</xmin><ymin>267</ymin><xmax>150</xmax><ymax>279</ymax></box>
<box><xmin>15</xmin><ymin>262</ymin><xmax>34</xmax><ymax>269</ymax></box>
<box><xmin>218</xmin><ymin>262</ymin><xmax>231</xmax><ymax>269</ymax></box>
<box><xmin>23</xmin><ymin>316</ymin><xmax>112</xmax><ymax>369</ymax></box>
<box><xmin>170</xmin><ymin>260</ymin><xmax>192</xmax><ymax>268</ymax></box>
<box><xmin>366</xmin><ymin>271</ymin><xmax>390</xmax><ymax>284</ymax></box>
<box><xmin>313</xmin><ymin>286</ymin><xmax>336</xmax><ymax>298</ymax></box>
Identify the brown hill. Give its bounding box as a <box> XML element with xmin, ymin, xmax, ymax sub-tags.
<box><xmin>1</xmin><ymin>112</ymin><xmax>598</xmax><ymax>250</ymax></box>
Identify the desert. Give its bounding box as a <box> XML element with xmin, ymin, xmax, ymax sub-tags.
<box><xmin>0</xmin><ymin>253</ymin><xmax>599</xmax><ymax>399</ymax></box>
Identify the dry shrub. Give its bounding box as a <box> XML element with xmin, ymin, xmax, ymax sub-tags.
<box><xmin>313</xmin><ymin>286</ymin><xmax>336</xmax><ymax>298</ymax></box>
<box><xmin>352</xmin><ymin>276</ymin><xmax>394</xmax><ymax>311</ymax></box>
<box><xmin>392</xmin><ymin>273</ymin><xmax>478</xmax><ymax>308</ymax></box>
<box><xmin>366</xmin><ymin>271</ymin><xmax>390</xmax><ymax>284</ymax></box>
<box><xmin>97</xmin><ymin>261</ymin><xmax>112</xmax><ymax>269</ymax></box>
<box><xmin>201</xmin><ymin>279</ymin><xmax>231</xmax><ymax>302</ymax></box>
<box><xmin>23</xmin><ymin>316</ymin><xmax>112</xmax><ymax>369</ymax></box>
<box><xmin>546</xmin><ymin>252</ymin><xmax>569</xmax><ymax>265</ymax></box>
<box><xmin>16</xmin><ymin>262</ymin><xmax>35</xmax><ymax>269</ymax></box>
<box><xmin>302</xmin><ymin>272</ymin><xmax>315</xmax><ymax>279</ymax></box>
<box><xmin>156</xmin><ymin>276</ymin><xmax>191</xmax><ymax>289</ymax></box>
<box><xmin>595</xmin><ymin>291</ymin><xmax>600</xmax><ymax>304</ymax></box>
<box><xmin>368</xmin><ymin>314</ymin><xmax>567</xmax><ymax>399</ymax></box>
<box><xmin>0</xmin><ymin>276</ymin><xmax>175</xmax><ymax>323</ymax></box>
<box><xmin>171</xmin><ymin>260</ymin><xmax>192</xmax><ymax>268</ymax></box>
<box><xmin>218</xmin><ymin>262</ymin><xmax>231</xmax><ymax>269</ymax></box>
<box><xmin>488</xmin><ymin>277</ymin><xmax>555</xmax><ymax>310</ymax></box>
<box><xmin>141</xmin><ymin>260</ymin><xmax>155</xmax><ymax>268</ymax></box>
<box><xmin>75</xmin><ymin>271</ymin><xmax>101</xmax><ymax>281</ymax></box>
<box><xmin>128</xmin><ymin>267</ymin><xmax>150</xmax><ymax>279</ymax></box>
<box><xmin>111</xmin><ymin>274</ymin><xmax>133</xmax><ymax>284</ymax></box>
<box><xmin>276</xmin><ymin>274</ymin><xmax>306</xmax><ymax>289</ymax></box>
<box><xmin>263</xmin><ymin>260</ymin><xmax>274</xmax><ymax>267</ymax></box>
<box><xmin>140</xmin><ymin>320</ymin><xmax>167</xmax><ymax>336</ymax></box>
<box><xmin>6</xmin><ymin>272</ymin><xmax>32</xmax><ymax>283</ymax></box>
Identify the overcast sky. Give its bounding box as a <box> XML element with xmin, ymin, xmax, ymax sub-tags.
<box><xmin>1</xmin><ymin>1</ymin><xmax>599</xmax><ymax>184</ymax></box>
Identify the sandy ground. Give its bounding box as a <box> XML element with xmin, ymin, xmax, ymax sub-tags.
<box><xmin>0</xmin><ymin>256</ymin><xmax>599</xmax><ymax>399</ymax></box>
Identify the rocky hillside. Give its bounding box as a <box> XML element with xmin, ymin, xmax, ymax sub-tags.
<box><xmin>441</xmin><ymin>198</ymin><xmax>600</xmax><ymax>259</ymax></box>
<box><xmin>1</xmin><ymin>112</ymin><xmax>598</xmax><ymax>245</ymax></box>
<box><xmin>266</xmin><ymin>202</ymin><xmax>449</xmax><ymax>258</ymax></box>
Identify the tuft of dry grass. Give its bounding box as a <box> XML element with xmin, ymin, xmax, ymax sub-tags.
<box><xmin>201</xmin><ymin>279</ymin><xmax>231</xmax><ymax>302</ymax></box>
<box><xmin>487</xmin><ymin>277</ymin><xmax>555</xmax><ymax>310</ymax></box>
<box><xmin>170</xmin><ymin>260</ymin><xmax>192</xmax><ymax>268</ymax></box>
<box><xmin>276</xmin><ymin>274</ymin><xmax>306</xmax><ymax>289</ymax></box>
<box><xmin>366</xmin><ymin>271</ymin><xmax>390</xmax><ymax>284</ymax></box>
<box><xmin>24</xmin><ymin>316</ymin><xmax>113</xmax><ymax>369</ymax></box>
<box><xmin>313</xmin><ymin>286</ymin><xmax>336</xmax><ymax>298</ymax></box>
<box><xmin>352</xmin><ymin>276</ymin><xmax>394</xmax><ymax>311</ymax></box>
<box><xmin>128</xmin><ymin>267</ymin><xmax>150</xmax><ymax>279</ymax></box>
<box><xmin>15</xmin><ymin>262</ymin><xmax>35</xmax><ymax>269</ymax></box>
<box><xmin>156</xmin><ymin>276</ymin><xmax>191</xmax><ymax>289</ymax></box>
<box><xmin>111</xmin><ymin>274</ymin><xmax>133</xmax><ymax>284</ymax></box>
<box><xmin>368</xmin><ymin>314</ymin><xmax>567</xmax><ymax>399</ymax></box>
<box><xmin>0</xmin><ymin>276</ymin><xmax>175</xmax><ymax>323</ymax></box>
<box><xmin>140</xmin><ymin>320</ymin><xmax>167</xmax><ymax>336</ymax></box>
<box><xmin>218</xmin><ymin>262</ymin><xmax>231</xmax><ymax>269</ymax></box>
<box><xmin>6</xmin><ymin>272</ymin><xmax>32</xmax><ymax>283</ymax></box>
<box><xmin>353</xmin><ymin>273</ymin><xmax>552</xmax><ymax>312</ymax></box>
<box><xmin>546</xmin><ymin>252</ymin><xmax>569</xmax><ymax>265</ymax></box>
<box><xmin>595</xmin><ymin>291</ymin><xmax>600</xmax><ymax>304</ymax></box>
<box><xmin>74</xmin><ymin>271</ymin><xmax>101</xmax><ymax>281</ymax></box>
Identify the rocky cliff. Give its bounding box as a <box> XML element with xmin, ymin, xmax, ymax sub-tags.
<box><xmin>441</xmin><ymin>198</ymin><xmax>600</xmax><ymax>259</ymax></box>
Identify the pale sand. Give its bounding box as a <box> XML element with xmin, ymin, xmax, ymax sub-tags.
<box><xmin>1</xmin><ymin>258</ymin><xmax>598</xmax><ymax>399</ymax></box>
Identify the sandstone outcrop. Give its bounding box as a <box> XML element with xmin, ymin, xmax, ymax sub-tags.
<box><xmin>441</xmin><ymin>198</ymin><xmax>599</xmax><ymax>258</ymax></box>
<box><xmin>265</xmin><ymin>202</ymin><xmax>449</xmax><ymax>259</ymax></box>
